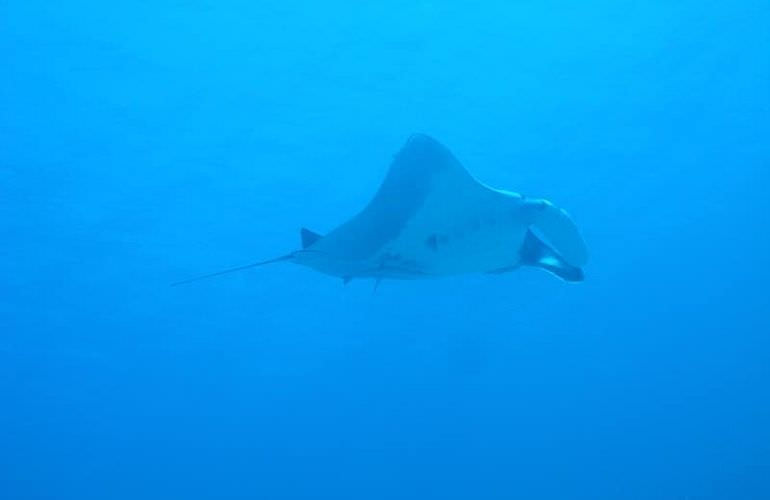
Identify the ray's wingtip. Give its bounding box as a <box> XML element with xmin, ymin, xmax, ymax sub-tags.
<box><xmin>404</xmin><ymin>132</ymin><xmax>440</xmax><ymax>148</ymax></box>
<box><xmin>396</xmin><ymin>133</ymin><xmax>455</xmax><ymax>164</ymax></box>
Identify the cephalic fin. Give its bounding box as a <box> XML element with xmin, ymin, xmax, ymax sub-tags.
<box><xmin>520</xmin><ymin>230</ymin><xmax>584</xmax><ymax>282</ymax></box>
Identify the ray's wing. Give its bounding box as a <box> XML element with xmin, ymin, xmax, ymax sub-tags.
<box><xmin>315</xmin><ymin>134</ymin><xmax>483</xmax><ymax>260</ymax></box>
<box><xmin>372</xmin><ymin>133</ymin><xmax>475</xmax><ymax>205</ymax></box>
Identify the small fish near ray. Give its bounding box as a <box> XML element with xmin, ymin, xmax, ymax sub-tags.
<box><xmin>172</xmin><ymin>134</ymin><xmax>588</xmax><ymax>287</ymax></box>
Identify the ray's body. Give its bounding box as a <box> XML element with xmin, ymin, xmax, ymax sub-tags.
<box><xmin>174</xmin><ymin>134</ymin><xmax>588</xmax><ymax>286</ymax></box>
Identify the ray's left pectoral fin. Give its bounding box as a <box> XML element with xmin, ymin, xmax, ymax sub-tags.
<box><xmin>521</xmin><ymin>230</ymin><xmax>584</xmax><ymax>282</ymax></box>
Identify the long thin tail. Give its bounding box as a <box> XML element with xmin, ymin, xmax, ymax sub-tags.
<box><xmin>170</xmin><ymin>253</ymin><xmax>294</xmax><ymax>286</ymax></box>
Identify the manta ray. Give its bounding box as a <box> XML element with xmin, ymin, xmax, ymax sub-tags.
<box><xmin>174</xmin><ymin>134</ymin><xmax>588</xmax><ymax>286</ymax></box>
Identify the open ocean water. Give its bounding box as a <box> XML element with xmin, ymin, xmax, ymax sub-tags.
<box><xmin>1</xmin><ymin>1</ymin><xmax>769</xmax><ymax>499</ymax></box>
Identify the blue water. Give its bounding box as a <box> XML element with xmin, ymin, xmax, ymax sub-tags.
<box><xmin>2</xmin><ymin>1</ymin><xmax>769</xmax><ymax>498</ymax></box>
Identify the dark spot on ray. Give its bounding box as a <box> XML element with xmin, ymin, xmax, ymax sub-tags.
<box><xmin>426</xmin><ymin>234</ymin><xmax>439</xmax><ymax>251</ymax></box>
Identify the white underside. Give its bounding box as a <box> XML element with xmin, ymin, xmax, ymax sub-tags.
<box><xmin>381</xmin><ymin>176</ymin><xmax>527</xmax><ymax>275</ymax></box>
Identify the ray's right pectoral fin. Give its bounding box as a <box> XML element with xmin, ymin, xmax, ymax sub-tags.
<box><xmin>521</xmin><ymin>230</ymin><xmax>584</xmax><ymax>282</ymax></box>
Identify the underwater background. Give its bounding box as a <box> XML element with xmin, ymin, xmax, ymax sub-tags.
<box><xmin>2</xmin><ymin>1</ymin><xmax>769</xmax><ymax>498</ymax></box>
